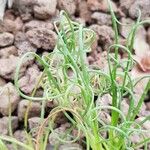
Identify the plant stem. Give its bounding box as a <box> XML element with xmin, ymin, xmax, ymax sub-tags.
<box><xmin>131</xmin><ymin>80</ymin><xmax>150</xmax><ymax>121</ymax></box>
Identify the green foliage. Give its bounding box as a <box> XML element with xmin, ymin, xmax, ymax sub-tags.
<box><xmin>0</xmin><ymin>139</ymin><xmax>8</xmax><ymax>150</ymax></box>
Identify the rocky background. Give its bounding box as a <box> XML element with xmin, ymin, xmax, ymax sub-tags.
<box><xmin>0</xmin><ymin>0</ymin><xmax>150</xmax><ymax>149</ymax></box>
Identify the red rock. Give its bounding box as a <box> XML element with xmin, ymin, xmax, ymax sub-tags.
<box><xmin>26</xmin><ymin>28</ymin><xmax>57</xmax><ymax>50</ymax></box>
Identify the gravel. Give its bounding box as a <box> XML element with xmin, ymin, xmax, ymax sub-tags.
<box><xmin>0</xmin><ymin>32</ymin><xmax>14</xmax><ymax>47</ymax></box>
<box><xmin>0</xmin><ymin>82</ymin><xmax>20</xmax><ymax>116</ymax></box>
<box><xmin>17</xmin><ymin>99</ymin><xmax>41</xmax><ymax>120</ymax></box>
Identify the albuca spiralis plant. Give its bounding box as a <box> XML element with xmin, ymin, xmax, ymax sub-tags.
<box><xmin>0</xmin><ymin>0</ymin><xmax>150</xmax><ymax>150</ymax></box>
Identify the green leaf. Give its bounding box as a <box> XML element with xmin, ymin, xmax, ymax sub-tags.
<box><xmin>0</xmin><ymin>139</ymin><xmax>8</xmax><ymax>150</ymax></box>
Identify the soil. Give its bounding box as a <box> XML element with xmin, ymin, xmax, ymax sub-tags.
<box><xmin>0</xmin><ymin>0</ymin><xmax>150</xmax><ymax>150</ymax></box>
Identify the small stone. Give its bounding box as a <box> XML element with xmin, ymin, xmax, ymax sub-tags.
<box><xmin>146</xmin><ymin>102</ymin><xmax>150</xmax><ymax>110</ymax></box>
<box><xmin>0</xmin><ymin>116</ymin><xmax>18</xmax><ymax>135</ymax></box>
<box><xmin>129</xmin><ymin>0</ymin><xmax>150</xmax><ymax>20</ymax></box>
<box><xmin>14</xmin><ymin>130</ymin><xmax>27</xmax><ymax>143</ymax></box>
<box><xmin>13</xmin><ymin>0</ymin><xmax>34</xmax><ymax>16</ymax></box>
<box><xmin>59</xmin><ymin>143</ymin><xmax>83</xmax><ymax>150</ymax></box>
<box><xmin>96</xmin><ymin>95</ymin><xmax>112</xmax><ymax>124</ymax></box>
<box><xmin>15</xmin><ymin>32</ymin><xmax>36</xmax><ymax>56</ymax></box>
<box><xmin>46</xmin><ymin>101</ymin><xmax>58</xmax><ymax>109</ymax></box>
<box><xmin>87</xmin><ymin>0</ymin><xmax>117</xmax><ymax>12</ymax></box>
<box><xmin>134</xmin><ymin>26</ymin><xmax>149</xmax><ymax>57</ymax></box>
<box><xmin>34</xmin><ymin>88</ymin><xmax>44</xmax><ymax>97</ymax></box>
<box><xmin>130</xmin><ymin>134</ymin><xmax>142</xmax><ymax>144</ymax></box>
<box><xmin>46</xmin><ymin>144</ymin><xmax>54</xmax><ymax>150</ymax></box>
<box><xmin>136</xmin><ymin>117</ymin><xmax>150</xmax><ymax>137</ymax></box>
<box><xmin>0</xmin><ymin>55</ymin><xmax>33</xmax><ymax>80</ymax></box>
<box><xmin>88</xmin><ymin>55</ymin><xmax>95</xmax><ymax>64</ymax></box>
<box><xmin>120</xmin><ymin>0</ymin><xmax>134</xmax><ymax>14</ymax></box>
<box><xmin>33</xmin><ymin>0</ymin><xmax>57</xmax><ymax>19</ymax></box>
<box><xmin>58</xmin><ymin>0</ymin><xmax>76</xmax><ymax>15</ymax></box>
<box><xmin>90</xmin><ymin>25</ymin><xmax>114</xmax><ymax>42</ymax></box>
<box><xmin>0</xmin><ymin>77</ymin><xmax>6</xmax><ymax>86</ymax></box>
<box><xmin>71</xmin><ymin>128</ymin><xmax>84</xmax><ymax>139</ymax></box>
<box><xmin>26</xmin><ymin>28</ymin><xmax>57</xmax><ymax>50</ymax></box>
<box><xmin>136</xmin><ymin>117</ymin><xmax>150</xmax><ymax>130</ymax></box>
<box><xmin>90</xmin><ymin>25</ymin><xmax>114</xmax><ymax>50</ymax></box>
<box><xmin>87</xmin><ymin>0</ymin><xmax>100</xmax><ymax>11</ymax></box>
<box><xmin>138</xmin><ymin>103</ymin><xmax>149</xmax><ymax>117</ymax></box>
<box><xmin>4</xmin><ymin>10</ymin><xmax>15</xmax><ymax>20</ymax></box>
<box><xmin>79</xmin><ymin>0</ymin><xmax>91</xmax><ymax>23</ymax></box>
<box><xmin>20</xmin><ymin>13</ymin><xmax>33</xmax><ymax>22</ymax></box>
<box><xmin>14</xmin><ymin>0</ymin><xmax>57</xmax><ymax>20</ymax></box>
<box><xmin>0</xmin><ymin>118</ymin><xmax>8</xmax><ymax>135</ymax></box>
<box><xmin>119</xmin><ymin>18</ymin><xmax>134</xmax><ymax>38</ymax></box>
<box><xmin>13</xmin><ymin>130</ymin><xmax>28</xmax><ymax>150</ymax></box>
<box><xmin>121</xmin><ymin>99</ymin><xmax>129</xmax><ymax>116</ymax></box>
<box><xmin>0</xmin><ymin>17</ymin><xmax>23</xmax><ymax>33</ymax></box>
<box><xmin>28</xmin><ymin>117</ymin><xmax>41</xmax><ymax>130</ymax></box>
<box><xmin>23</xmin><ymin>20</ymin><xmax>53</xmax><ymax>32</ymax></box>
<box><xmin>0</xmin><ymin>46</ymin><xmax>18</xmax><ymax>58</ymax></box>
<box><xmin>98</xmin><ymin>111</ymin><xmax>111</xmax><ymax>124</ymax></box>
<box><xmin>91</xmin><ymin>12</ymin><xmax>112</xmax><ymax>26</ymax></box>
<box><xmin>49</xmin><ymin>123</ymin><xmax>71</xmax><ymax>146</ymax></box>
<box><xmin>74</xmin><ymin>18</ymin><xmax>86</xmax><ymax>26</ymax></box>
<box><xmin>54</xmin><ymin>112</ymin><xmax>68</xmax><ymax>126</ymax></box>
<box><xmin>18</xmin><ymin>100</ymin><xmax>41</xmax><ymax>120</ymax></box>
<box><xmin>0</xmin><ymin>83</ymin><xmax>20</xmax><ymax>116</ymax></box>
<box><xmin>0</xmin><ymin>10</ymin><xmax>15</xmax><ymax>32</ymax></box>
<box><xmin>18</xmin><ymin>64</ymin><xmax>41</xmax><ymax>94</ymax></box>
<box><xmin>15</xmin><ymin>17</ymin><xmax>24</xmax><ymax>31</ymax></box>
<box><xmin>96</xmin><ymin>94</ymin><xmax>112</xmax><ymax>108</ymax></box>
<box><xmin>0</xmin><ymin>55</ymin><xmax>19</xmax><ymax>80</ymax></box>
<box><xmin>6</xmin><ymin>144</ymin><xmax>14</xmax><ymax>150</ymax></box>
<box><xmin>0</xmin><ymin>19</ymin><xmax>16</xmax><ymax>33</ymax></box>
<box><xmin>28</xmin><ymin>117</ymin><xmax>42</xmax><ymax>137</ymax></box>
<box><xmin>0</xmin><ymin>32</ymin><xmax>14</xmax><ymax>47</ymax></box>
<box><xmin>93</xmin><ymin>51</ymin><xmax>109</xmax><ymax>72</ymax></box>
